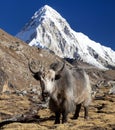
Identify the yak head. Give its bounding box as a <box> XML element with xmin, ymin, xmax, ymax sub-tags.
<box><xmin>29</xmin><ymin>60</ymin><xmax>64</xmax><ymax>101</ymax></box>
<box><xmin>39</xmin><ymin>61</ymin><xmax>65</xmax><ymax>98</ymax></box>
<box><xmin>39</xmin><ymin>69</ymin><xmax>56</xmax><ymax>96</ymax></box>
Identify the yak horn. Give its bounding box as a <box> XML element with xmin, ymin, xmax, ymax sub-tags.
<box><xmin>50</xmin><ymin>61</ymin><xmax>65</xmax><ymax>74</ymax></box>
<box><xmin>28</xmin><ymin>59</ymin><xmax>43</xmax><ymax>74</ymax></box>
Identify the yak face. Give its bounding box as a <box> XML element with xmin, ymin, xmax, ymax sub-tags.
<box><xmin>39</xmin><ymin>69</ymin><xmax>60</xmax><ymax>101</ymax></box>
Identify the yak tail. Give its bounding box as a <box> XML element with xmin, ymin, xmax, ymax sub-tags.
<box><xmin>83</xmin><ymin>70</ymin><xmax>92</xmax><ymax>106</ymax></box>
<box><xmin>84</xmin><ymin>70</ymin><xmax>91</xmax><ymax>94</ymax></box>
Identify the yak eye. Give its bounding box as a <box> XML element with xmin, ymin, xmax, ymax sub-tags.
<box><xmin>42</xmin><ymin>74</ymin><xmax>45</xmax><ymax>78</ymax></box>
<box><xmin>51</xmin><ymin>78</ymin><xmax>54</xmax><ymax>81</ymax></box>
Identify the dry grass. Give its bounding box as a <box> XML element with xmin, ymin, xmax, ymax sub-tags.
<box><xmin>0</xmin><ymin>91</ymin><xmax>115</xmax><ymax>130</ymax></box>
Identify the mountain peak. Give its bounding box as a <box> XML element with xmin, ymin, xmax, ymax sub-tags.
<box><xmin>16</xmin><ymin>5</ymin><xmax>115</xmax><ymax>69</ymax></box>
<box><xmin>32</xmin><ymin>5</ymin><xmax>61</xmax><ymax>20</ymax></box>
<box><xmin>42</xmin><ymin>5</ymin><xmax>54</xmax><ymax>11</ymax></box>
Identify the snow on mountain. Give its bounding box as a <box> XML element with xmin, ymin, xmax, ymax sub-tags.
<box><xmin>16</xmin><ymin>5</ymin><xmax>115</xmax><ymax>69</ymax></box>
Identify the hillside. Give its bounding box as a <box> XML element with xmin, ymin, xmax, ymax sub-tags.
<box><xmin>0</xmin><ymin>29</ymin><xmax>115</xmax><ymax>129</ymax></box>
<box><xmin>0</xmin><ymin>28</ymin><xmax>61</xmax><ymax>92</ymax></box>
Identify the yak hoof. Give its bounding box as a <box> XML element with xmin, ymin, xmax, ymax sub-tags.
<box><xmin>62</xmin><ymin>120</ymin><xmax>67</xmax><ymax>124</ymax></box>
<box><xmin>71</xmin><ymin>116</ymin><xmax>78</xmax><ymax>120</ymax></box>
<box><xmin>54</xmin><ymin>120</ymin><xmax>60</xmax><ymax>124</ymax></box>
<box><xmin>84</xmin><ymin>116</ymin><xmax>89</xmax><ymax>120</ymax></box>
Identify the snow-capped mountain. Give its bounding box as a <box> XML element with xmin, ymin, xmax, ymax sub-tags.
<box><xmin>16</xmin><ymin>5</ymin><xmax>115</xmax><ymax>69</ymax></box>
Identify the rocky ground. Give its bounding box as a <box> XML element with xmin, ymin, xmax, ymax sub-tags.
<box><xmin>0</xmin><ymin>29</ymin><xmax>115</xmax><ymax>130</ymax></box>
<box><xmin>0</xmin><ymin>86</ymin><xmax>115</xmax><ymax>130</ymax></box>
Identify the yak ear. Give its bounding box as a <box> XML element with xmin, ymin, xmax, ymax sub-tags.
<box><xmin>55</xmin><ymin>74</ymin><xmax>61</xmax><ymax>80</ymax></box>
<box><xmin>33</xmin><ymin>72</ymin><xmax>42</xmax><ymax>80</ymax></box>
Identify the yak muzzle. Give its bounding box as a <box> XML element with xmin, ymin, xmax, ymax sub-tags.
<box><xmin>42</xmin><ymin>91</ymin><xmax>50</xmax><ymax>102</ymax></box>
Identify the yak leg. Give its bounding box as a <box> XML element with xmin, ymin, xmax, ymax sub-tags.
<box><xmin>62</xmin><ymin>110</ymin><xmax>68</xmax><ymax>123</ymax></box>
<box><xmin>72</xmin><ymin>104</ymin><xmax>81</xmax><ymax>119</ymax></box>
<box><xmin>55</xmin><ymin>112</ymin><xmax>61</xmax><ymax>124</ymax></box>
<box><xmin>84</xmin><ymin>106</ymin><xmax>89</xmax><ymax>119</ymax></box>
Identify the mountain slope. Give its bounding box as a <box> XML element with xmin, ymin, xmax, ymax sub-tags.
<box><xmin>16</xmin><ymin>5</ymin><xmax>115</xmax><ymax>69</ymax></box>
<box><xmin>0</xmin><ymin>28</ymin><xmax>62</xmax><ymax>93</ymax></box>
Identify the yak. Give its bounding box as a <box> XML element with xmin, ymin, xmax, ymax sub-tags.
<box><xmin>29</xmin><ymin>61</ymin><xmax>92</xmax><ymax>124</ymax></box>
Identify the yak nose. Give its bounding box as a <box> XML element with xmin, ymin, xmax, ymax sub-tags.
<box><xmin>42</xmin><ymin>91</ymin><xmax>50</xmax><ymax>102</ymax></box>
<box><xmin>43</xmin><ymin>91</ymin><xmax>49</xmax><ymax>97</ymax></box>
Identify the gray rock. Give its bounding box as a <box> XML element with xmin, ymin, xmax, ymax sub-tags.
<box><xmin>109</xmin><ymin>86</ymin><xmax>115</xmax><ymax>94</ymax></box>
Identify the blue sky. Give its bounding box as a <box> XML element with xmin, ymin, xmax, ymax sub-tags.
<box><xmin>0</xmin><ymin>0</ymin><xmax>115</xmax><ymax>50</ymax></box>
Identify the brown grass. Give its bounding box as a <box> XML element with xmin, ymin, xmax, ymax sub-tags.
<box><xmin>0</xmin><ymin>91</ymin><xmax>115</xmax><ymax>130</ymax></box>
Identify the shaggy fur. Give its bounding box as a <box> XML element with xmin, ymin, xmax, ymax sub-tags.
<box><xmin>39</xmin><ymin>63</ymin><xmax>92</xmax><ymax>124</ymax></box>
